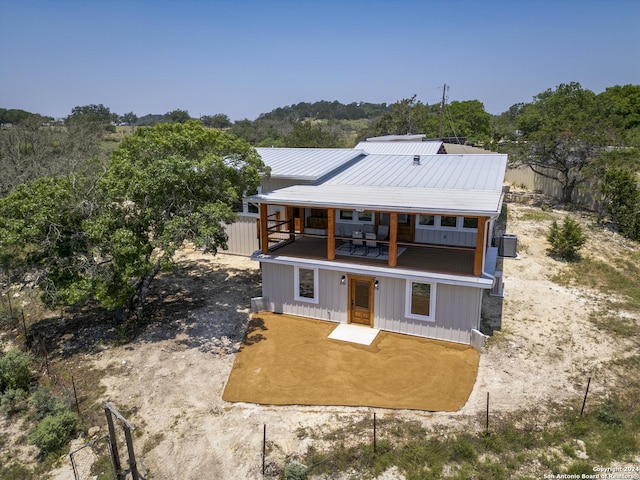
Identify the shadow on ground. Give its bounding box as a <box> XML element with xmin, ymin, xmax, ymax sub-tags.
<box><xmin>26</xmin><ymin>255</ymin><xmax>262</xmax><ymax>360</ymax></box>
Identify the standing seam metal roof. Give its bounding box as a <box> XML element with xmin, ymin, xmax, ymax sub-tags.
<box><xmin>354</xmin><ymin>141</ymin><xmax>443</xmax><ymax>155</ymax></box>
<box><xmin>255</xmin><ymin>147</ymin><xmax>365</xmax><ymax>180</ymax></box>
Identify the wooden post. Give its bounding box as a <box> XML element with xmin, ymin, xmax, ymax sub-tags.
<box><xmin>104</xmin><ymin>406</ymin><xmax>124</xmax><ymax>480</ymax></box>
<box><xmin>71</xmin><ymin>376</ymin><xmax>81</xmax><ymax>416</ymax></box>
<box><xmin>327</xmin><ymin>209</ymin><xmax>335</xmax><ymax>260</ymax></box>
<box><xmin>580</xmin><ymin>377</ymin><xmax>591</xmax><ymax>416</ymax></box>
<box><xmin>260</xmin><ymin>204</ymin><xmax>269</xmax><ymax>254</ymax></box>
<box><xmin>262</xmin><ymin>424</ymin><xmax>266</xmax><ymax>476</ymax></box>
<box><xmin>373</xmin><ymin>412</ymin><xmax>377</xmax><ymax>454</ymax></box>
<box><xmin>389</xmin><ymin>212</ymin><xmax>398</xmax><ymax>267</ymax></box>
<box><xmin>122</xmin><ymin>423</ymin><xmax>140</xmax><ymax>480</ymax></box>
<box><xmin>474</xmin><ymin>217</ymin><xmax>487</xmax><ymax>276</ymax></box>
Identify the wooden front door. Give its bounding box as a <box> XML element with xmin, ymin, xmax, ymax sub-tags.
<box><xmin>348</xmin><ymin>276</ymin><xmax>374</xmax><ymax>326</ymax></box>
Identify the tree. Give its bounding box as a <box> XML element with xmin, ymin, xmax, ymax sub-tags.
<box><xmin>516</xmin><ymin>82</ymin><xmax>611</xmax><ymax>203</ymax></box>
<box><xmin>444</xmin><ymin>100</ymin><xmax>493</xmax><ymax>145</ymax></box>
<box><xmin>166</xmin><ymin>109</ymin><xmax>191</xmax><ymax>124</ymax></box>
<box><xmin>546</xmin><ymin>216</ymin><xmax>587</xmax><ymax>261</ymax></box>
<box><xmin>360</xmin><ymin>96</ymin><xmax>434</xmax><ymax>139</ymax></box>
<box><xmin>0</xmin><ymin>122</ymin><xmax>269</xmax><ymax>320</ymax></box>
<box><xmin>596</xmin><ymin>84</ymin><xmax>640</xmax><ymax>148</ymax></box>
<box><xmin>86</xmin><ymin>121</ymin><xmax>268</xmax><ymax>318</ymax></box>
<box><xmin>201</xmin><ymin>114</ymin><xmax>232</xmax><ymax>129</ymax></box>
<box><xmin>119</xmin><ymin>111</ymin><xmax>138</xmax><ymax>126</ymax></box>
<box><xmin>599</xmin><ymin>166</ymin><xmax>640</xmax><ymax>240</ymax></box>
<box><xmin>66</xmin><ymin>104</ymin><xmax>117</xmax><ymax>132</ymax></box>
<box><xmin>283</xmin><ymin>121</ymin><xmax>343</xmax><ymax>147</ymax></box>
<box><xmin>0</xmin><ymin>176</ymin><xmax>94</xmax><ymax>306</ymax></box>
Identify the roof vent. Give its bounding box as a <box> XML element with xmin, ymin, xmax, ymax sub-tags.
<box><xmin>413</xmin><ymin>155</ymin><xmax>421</xmax><ymax>165</ymax></box>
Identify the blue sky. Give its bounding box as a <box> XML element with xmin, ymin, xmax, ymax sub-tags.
<box><xmin>1</xmin><ymin>0</ymin><xmax>638</xmax><ymax>121</ymax></box>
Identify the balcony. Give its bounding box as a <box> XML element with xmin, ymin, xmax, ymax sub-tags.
<box><xmin>263</xmin><ymin>233</ymin><xmax>477</xmax><ymax>276</ymax></box>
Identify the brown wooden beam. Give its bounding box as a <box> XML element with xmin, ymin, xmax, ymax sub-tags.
<box><xmin>389</xmin><ymin>213</ymin><xmax>398</xmax><ymax>267</ymax></box>
<box><xmin>474</xmin><ymin>217</ymin><xmax>487</xmax><ymax>276</ymax></box>
<box><xmin>260</xmin><ymin>204</ymin><xmax>269</xmax><ymax>254</ymax></box>
<box><xmin>327</xmin><ymin>208</ymin><xmax>335</xmax><ymax>260</ymax></box>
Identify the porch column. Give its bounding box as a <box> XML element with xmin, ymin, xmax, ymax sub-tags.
<box><xmin>327</xmin><ymin>208</ymin><xmax>335</xmax><ymax>260</ymax></box>
<box><xmin>389</xmin><ymin>212</ymin><xmax>398</xmax><ymax>267</ymax></box>
<box><xmin>260</xmin><ymin>204</ymin><xmax>269</xmax><ymax>254</ymax></box>
<box><xmin>285</xmin><ymin>206</ymin><xmax>295</xmax><ymax>241</ymax></box>
<box><xmin>473</xmin><ymin>216</ymin><xmax>487</xmax><ymax>276</ymax></box>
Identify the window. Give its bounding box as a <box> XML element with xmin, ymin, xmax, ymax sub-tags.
<box><xmin>294</xmin><ymin>267</ymin><xmax>318</xmax><ymax>303</ymax></box>
<box><xmin>463</xmin><ymin>217</ymin><xmax>478</xmax><ymax>229</ymax></box>
<box><xmin>358</xmin><ymin>210</ymin><xmax>373</xmax><ymax>222</ymax></box>
<box><xmin>441</xmin><ymin>216</ymin><xmax>457</xmax><ymax>228</ymax></box>
<box><xmin>339</xmin><ymin>210</ymin><xmax>354</xmax><ymax>221</ymax></box>
<box><xmin>418</xmin><ymin>215</ymin><xmax>435</xmax><ymax>226</ymax></box>
<box><xmin>338</xmin><ymin>210</ymin><xmax>373</xmax><ymax>223</ymax></box>
<box><xmin>405</xmin><ymin>280</ymin><xmax>436</xmax><ymax>321</ymax></box>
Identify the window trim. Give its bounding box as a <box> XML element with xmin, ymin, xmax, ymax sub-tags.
<box><xmin>337</xmin><ymin>210</ymin><xmax>374</xmax><ymax>223</ymax></box>
<box><xmin>416</xmin><ymin>215</ymin><xmax>478</xmax><ymax>231</ymax></box>
<box><xmin>405</xmin><ymin>280</ymin><xmax>436</xmax><ymax>322</ymax></box>
<box><xmin>294</xmin><ymin>266</ymin><xmax>319</xmax><ymax>304</ymax></box>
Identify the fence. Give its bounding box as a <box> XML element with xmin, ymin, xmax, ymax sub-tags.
<box><xmin>505</xmin><ymin>165</ymin><xmax>597</xmax><ymax>208</ymax></box>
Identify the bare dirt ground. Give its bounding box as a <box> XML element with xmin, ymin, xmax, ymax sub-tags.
<box><xmin>33</xmin><ymin>192</ymin><xmax>640</xmax><ymax>478</ymax></box>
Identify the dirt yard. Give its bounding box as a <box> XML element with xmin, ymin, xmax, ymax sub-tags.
<box><xmin>33</xmin><ymin>193</ymin><xmax>639</xmax><ymax>478</ymax></box>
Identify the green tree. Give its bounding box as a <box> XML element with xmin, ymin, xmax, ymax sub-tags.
<box><xmin>516</xmin><ymin>82</ymin><xmax>612</xmax><ymax>203</ymax></box>
<box><xmin>444</xmin><ymin>100</ymin><xmax>493</xmax><ymax>145</ymax></box>
<box><xmin>599</xmin><ymin>166</ymin><xmax>640</xmax><ymax>240</ymax></box>
<box><xmin>86</xmin><ymin>121</ymin><xmax>268</xmax><ymax>318</ymax></box>
<box><xmin>0</xmin><ymin>176</ymin><xmax>93</xmax><ymax>306</ymax></box>
<box><xmin>283</xmin><ymin>121</ymin><xmax>343</xmax><ymax>147</ymax></box>
<box><xmin>596</xmin><ymin>84</ymin><xmax>640</xmax><ymax>147</ymax></box>
<box><xmin>119</xmin><ymin>111</ymin><xmax>138</xmax><ymax>126</ymax></box>
<box><xmin>66</xmin><ymin>104</ymin><xmax>117</xmax><ymax>132</ymax></box>
<box><xmin>166</xmin><ymin>109</ymin><xmax>191</xmax><ymax>124</ymax></box>
<box><xmin>361</xmin><ymin>96</ymin><xmax>435</xmax><ymax>139</ymax></box>
<box><xmin>201</xmin><ymin>114</ymin><xmax>232</xmax><ymax>129</ymax></box>
<box><xmin>547</xmin><ymin>216</ymin><xmax>587</xmax><ymax>261</ymax></box>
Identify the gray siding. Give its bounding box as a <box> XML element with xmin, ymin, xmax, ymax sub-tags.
<box><xmin>260</xmin><ymin>263</ymin><xmax>483</xmax><ymax>345</ymax></box>
<box><xmin>415</xmin><ymin>228</ymin><xmax>476</xmax><ymax>247</ymax></box>
<box><xmin>261</xmin><ymin>178</ymin><xmax>312</xmax><ymax>194</ymax></box>
<box><xmin>224</xmin><ymin>214</ymin><xmax>259</xmax><ymax>256</ymax></box>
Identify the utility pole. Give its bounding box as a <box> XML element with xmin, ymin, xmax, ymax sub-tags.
<box><xmin>438</xmin><ymin>83</ymin><xmax>447</xmax><ymax>139</ymax></box>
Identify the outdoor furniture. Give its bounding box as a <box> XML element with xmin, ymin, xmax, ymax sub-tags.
<box><xmin>377</xmin><ymin>225</ymin><xmax>389</xmax><ymax>254</ymax></box>
<box><xmin>365</xmin><ymin>232</ymin><xmax>379</xmax><ymax>256</ymax></box>
<box><xmin>351</xmin><ymin>231</ymin><xmax>364</xmax><ymax>254</ymax></box>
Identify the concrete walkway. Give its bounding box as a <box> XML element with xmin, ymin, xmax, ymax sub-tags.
<box><xmin>223</xmin><ymin>313</ymin><xmax>479</xmax><ymax>411</ymax></box>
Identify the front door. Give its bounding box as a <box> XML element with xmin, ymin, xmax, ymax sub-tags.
<box><xmin>349</xmin><ymin>276</ymin><xmax>374</xmax><ymax>326</ymax></box>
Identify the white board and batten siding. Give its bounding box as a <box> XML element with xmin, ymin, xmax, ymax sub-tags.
<box><xmin>260</xmin><ymin>263</ymin><xmax>482</xmax><ymax>345</ymax></box>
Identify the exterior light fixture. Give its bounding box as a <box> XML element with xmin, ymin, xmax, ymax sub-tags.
<box><xmin>374</xmin><ymin>279</ymin><xmax>379</xmax><ymax>290</ymax></box>
<box><xmin>340</xmin><ymin>275</ymin><xmax>346</xmax><ymax>285</ymax></box>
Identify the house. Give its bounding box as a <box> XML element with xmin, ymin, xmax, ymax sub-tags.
<box><xmin>247</xmin><ymin>149</ymin><xmax>508</xmax><ymax>347</ymax></box>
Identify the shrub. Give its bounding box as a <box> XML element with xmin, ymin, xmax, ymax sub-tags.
<box><xmin>283</xmin><ymin>461</ymin><xmax>308</xmax><ymax>480</ymax></box>
<box><xmin>547</xmin><ymin>216</ymin><xmax>587</xmax><ymax>261</ymax></box>
<box><xmin>0</xmin><ymin>349</ymin><xmax>32</xmax><ymax>392</ymax></box>
<box><xmin>30</xmin><ymin>410</ymin><xmax>78</xmax><ymax>454</ymax></box>
<box><xmin>29</xmin><ymin>386</ymin><xmax>70</xmax><ymax>420</ymax></box>
<box><xmin>0</xmin><ymin>388</ymin><xmax>28</xmax><ymax>414</ymax></box>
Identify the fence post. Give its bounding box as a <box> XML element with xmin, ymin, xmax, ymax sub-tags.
<box><xmin>72</xmin><ymin>376</ymin><xmax>81</xmax><ymax>416</ymax></box>
<box><xmin>580</xmin><ymin>377</ymin><xmax>591</xmax><ymax>416</ymax></box>
<box><xmin>486</xmin><ymin>392</ymin><xmax>490</xmax><ymax>432</ymax></box>
<box><xmin>262</xmin><ymin>423</ymin><xmax>266</xmax><ymax>476</ymax></box>
<box><xmin>373</xmin><ymin>412</ymin><xmax>377</xmax><ymax>454</ymax></box>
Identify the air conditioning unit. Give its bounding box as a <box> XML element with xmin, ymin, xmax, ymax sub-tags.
<box><xmin>490</xmin><ymin>271</ymin><xmax>504</xmax><ymax>297</ymax></box>
<box><xmin>498</xmin><ymin>234</ymin><xmax>518</xmax><ymax>258</ymax></box>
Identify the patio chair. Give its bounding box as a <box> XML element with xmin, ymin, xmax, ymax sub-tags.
<box><xmin>365</xmin><ymin>232</ymin><xmax>379</xmax><ymax>256</ymax></box>
<box><xmin>377</xmin><ymin>225</ymin><xmax>389</xmax><ymax>255</ymax></box>
<box><xmin>351</xmin><ymin>231</ymin><xmax>364</xmax><ymax>254</ymax></box>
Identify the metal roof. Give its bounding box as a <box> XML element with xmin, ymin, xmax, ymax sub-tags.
<box><xmin>365</xmin><ymin>134</ymin><xmax>426</xmax><ymax>142</ymax></box>
<box><xmin>354</xmin><ymin>141</ymin><xmax>443</xmax><ymax>156</ymax></box>
<box><xmin>251</xmin><ymin>153</ymin><xmax>508</xmax><ymax>216</ymax></box>
<box><xmin>255</xmin><ymin>147</ymin><xmax>365</xmax><ymax>180</ymax></box>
